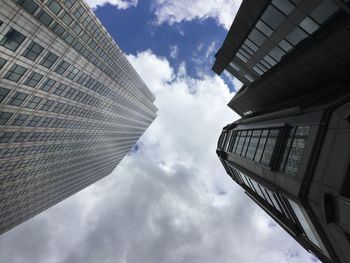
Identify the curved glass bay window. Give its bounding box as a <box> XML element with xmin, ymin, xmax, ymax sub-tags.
<box><xmin>219</xmin><ymin>125</ymin><xmax>310</xmax><ymax>176</ymax></box>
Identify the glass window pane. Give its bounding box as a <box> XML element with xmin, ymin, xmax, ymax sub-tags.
<box><xmin>24</xmin><ymin>72</ymin><xmax>43</xmax><ymax>87</ymax></box>
<box><xmin>279</xmin><ymin>39</ymin><xmax>293</xmax><ymax>52</ymax></box>
<box><xmin>47</xmin><ymin>0</ymin><xmax>62</xmax><ymax>15</ymax></box>
<box><xmin>236</xmin><ymin>52</ymin><xmax>248</xmax><ymax>63</ymax></box>
<box><xmin>264</xmin><ymin>54</ymin><xmax>277</xmax><ymax>67</ymax></box>
<box><xmin>310</xmin><ymin>0</ymin><xmax>339</xmax><ymax>24</ymax></box>
<box><xmin>246</xmin><ymin>130</ymin><xmax>262</xmax><ymax>160</ymax></box>
<box><xmin>8</xmin><ymin>91</ymin><xmax>28</xmax><ymax>106</ymax></box>
<box><xmin>4</xmin><ymin>64</ymin><xmax>27</xmax><ymax>82</ymax></box>
<box><xmin>248</xmin><ymin>28</ymin><xmax>267</xmax><ymax>47</ymax></box>
<box><xmin>40</xmin><ymin>52</ymin><xmax>58</xmax><ymax>69</ymax></box>
<box><xmin>299</xmin><ymin>17</ymin><xmax>319</xmax><ymax>34</ymax></box>
<box><xmin>22</xmin><ymin>41</ymin><xmax>44</xmax><ymax>61</ymax></box>
<box><xmin>261</xmin><ymin>129</ymin><xmax>279</xmax><ymax>166</ymax></box>
<box><xmin>284</xmin><ymin>126</ymin><xmax>310</xmax><ymax>175</ymax></box>
<box><xmin>0</xmin><ymin>58</ymin><xmax>7</xmax><ymax>70</ymax></box>
<box><xmin>272</xmin><ymin>0</ymin><xmax>295</xmax><ymax>15</ymax></box>
<box><xmin>61</xmin><ymin>12</ymin><xmax>73</xmax><ymax>26</ymax></box>
<box><xmin>16</xmin><ymin>0</ymin><xmax>39</xmax><ymax>14</ymax></box>
<box><xmin>36</xmin><ymin>10</ymin><xmax>53</xmax><ymax>26</ymax></box>
<box><xmin>51</xmin><ymin>22</ymin><xmax>65</xmax><ymax>36</ymax></box>
<box><xmin>0</xmin><ymin>87</ymin><xmax>10</xmax><ymax>102</ymax></box>
<box><xmin>286</xmin><ymin>27</ymin><xmax>308</xmax><ymax>46</ymax></box>
<box><xmin>288</xmin><ymin>199</ymin><xmax>322</xmax><ymax>248</ymax></box>
<box><xmin>0</xmin><ymin>112</ymin><xmax>13</xmax><ymax>125</ymax></box>
<box><xmin>261</xmin><ymin>5</ymin><xmax>285</xmax><ymax>30</ymax></box>
<box><xmin>0</xmin><ymin>28</ymin><xmax>26</xmax><ymax>51</ymax></box>
<box><xmin>256</xmin><ymin>20</ymin><xmax>273</xmax><ymax>37</ymax></box>
<box><xmin>235</xmin><ymin>131</ymin><xmax>247</xmax><ymax>155</ymax></box>
<box><xmin>269</xmin><ymin>46</ymin><xmax>285</xmax><ymax>62</ymax></box>
<box><xmin>244</xmin><ymin>39</ymin><xmax>258</xmax><ymax>52</ymax></box>
<box><xmin>40</xmin><ymin>78</ymin><xmax>56</xmax><ymax>92</ymax></box>
<box><xmin>254</xmin><ymin>130</ymin><xmax>268</xmax><ymax>163</ymax></box>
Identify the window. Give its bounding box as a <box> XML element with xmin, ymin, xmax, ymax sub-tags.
<box><xmin>310</xmin><ymin>0</ymin><xmax>339</xmax><ymax>24</ymax></box>
<box><xmin>286</xmin><ymin>27</ymin><xmax>308</xmax><ymax>46</ymax></box>
<box><xmin>40</xmin><ymin>78</ymin><xmax>56</xmax><ymax>92</ymax></box>
<box><xmin>28</xmin><ymin>132</ymin><xmax>41</xmax><ymax>142</ymax></box>
<box><xmin>36</xmin><ymin>10</ymin><xmax>53</xmax><ymax>26</ymax></box>
<box><xmin>15</xmin><ymin>132</ymin><xmax>30</xmax><ymax>142</ymax></box>
<box><xmin>5</xmin><ymin>64</ymin><xmax>27</xmax><ymax>82</ymax></box>
<box><xmin>63</xmin><ymin>0</ymin><xmax>75</xmax><ymax>9</ymax></box>
<box><xmin>53</xmin><ymin>83</ymin><xmax>67</xmax><ymax>96</ymax></box>
<box><xmin>281</xmin><ymin>126</ymin><xmax>310</xmax><ymax>175</ymax></box>
<box><xmin>26</xmin><ymin>96</ymin><xmax>42</xmax><ymax>109</ymax></box>
<box><xmin>72</xmin><ymin>24</ymin><xmax>83</xmax><ymax>35</ymax></box>
<box><xmin>279</xmin><ymin>39</ymin><xmax>293</xmax><ymax>52</ymax></box>
<box><xmin>40</xmin><ymin>52</ymin><xmax>58</xmax><ymax>69</ymax></box>
<box><xmin>8</xmin><ymin>91</ymin><xmax>28</xmax><ymax>106</ymax></box>
<box><xmin>299</xmin><ymin>17</ymin><xmax>319</xmax><ymax>34</ymax></box>
<box><xmin>24</xmin><ymin>72</ymin><xmax>43</xmax><ymax>87</ymax></box>
<box><xmin>288</xmin><ymin>199</ymin><xmax>323</xmax><ymax>248</ymax></box>
<box><xmin>254</xmin><ymin>130</ymin><xmax>268</xmax><ymax>163</ymax></box>
<box><xmin>261</xmin><ymin>129</ymin><xmax>279</xmax><ymax>166</ymax></box>
<box><xmin>0</xmin><ymin>28</ymin><xmax>26</xmax><ymax>51</ymax></box>
<box><xmin>76</xmin><ymin>72</ymin><xmax>88</xmax><ymax>85</ymax></box>
<box><xmin>0</xmin><ymin>58</ymin><xmax>7</xmax><ymax>70</ymax></box>
<box><xmin>269</xmin><ymin>46</ymin><xmax>285</xmax><ymax>62</ymax></box>
<box><xmin>0</xmin><ymin>132</ymin><xmax>15</xmax><ymax>143</ymax></box>
<box><xmin>64</xmin><ymin>33</ymin><xmax>75</xmax><ymax>45</ymax></box>
<box><xmin>54</xmin><ymin>60</ymin><xmax>70</xmax><ymax>75</ymax></box>
<box><xmin>40</xmin><ymin>117</ymin><xmax>53</xmax><ymax>127</ymax></box>
<box><xmin>74</xmin><ymin>6</ymin><xmax>85</xmax><ymax>19</ymax></box>
<box><xmin>27</xmin><ymin>116</ymin><xmax>42</xmax><ymax>127</ymax></box>
<box><xmin>0</xmin><ymin>87</ymin><xmax>10</xmax><ymax>103</ymax></box>
<box><xmin>246</xmin><ymin>130</ymin><xmax>262</xmax><ymax>160</ymax></box>
<box><xmin>66</xmin><ymin>67</ymin><xmax>79</xmax><ymax>80</ymax></box>
<box><xmin>73</xmin><ymin>40</ymin><xmax>84</xmax><ymax>52</ymax></box>
<box><xmin>256</xmin><ymin>20</ymin><xmax>273</xmax><ymax>37</ymax></box>
<box><xmin>272</xmin><ymin>0</ymin><xmax>295</xmax><ymax>15</ymax></box>
<box><xmin>61</xmin><ymin>12</ymin><xmax>73</xmax><ymax>26</ymax></box>
<box><xmin>12</xmin><ymin>113</ymin><xmax>29</xmax><ymax>126</ymax></box>
<box><xmin>22</xmin><ymin>41</ymin><xmax>43</xmax><ymax>61</ymax></box>
<box><xmin>47</xmin><ymin>0</ymin><xmax>62</xmax><ymax>15</ymax></box>
<box><xmin>16</xmin><ymin>0</ymin><xmax>39</xmax><ymax>14</ymax></box>
<box><xmin>264</xmin><ymin>54</ymin><xmax>277</xmax><ymax>67</ymax></box>
<box><xmin>39</xmin><ymin>99</ymin><xmax>55</xmax><ymax>111</ymax></box>
<box><xmin>0</xmin><ymin>112</ymin><xmax>13</xmax><ymax>125</ymax></box>
<box><xmin>261</xmin><ymin>5</ymin><xmax>285</xmax><ymax>30</ymax></box>
<box><xmin>52</xmin><ymin>102</ymin><xmax>65</xmax><ymax>113</ymax></box>
<box><xmin>248</xmin><ymin>28</ymin><xmax>267</xmax><ymax>47</ymax></box>
<box><xmin>64</xmin><ymin>88</ymin><xmax>77</xmax><ymax>99</ymax></box>
<box><xmin>51</xmin><ymin>22</ymin><xmax>65</xmax><ymax>36</ymax></box>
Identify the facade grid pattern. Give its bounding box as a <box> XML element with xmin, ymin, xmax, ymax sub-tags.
<box><xmin>0</xmin><ymin>0</ymin><xmax>157</xmax><ymax>234</ymax></box>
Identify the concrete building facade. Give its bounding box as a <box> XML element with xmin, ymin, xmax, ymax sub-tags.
<box><xmin>214</xmin><ymin>0</ymin><xmax>350</xmax><ymax>262</ymax></box>
<box><xmin>0</xmin><ymin>0</ymin><xmax>157</xmax><ymax>234</ymax></box>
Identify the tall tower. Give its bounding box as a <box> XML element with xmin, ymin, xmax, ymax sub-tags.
<box><xmin>213</xmin><ymin>1</ymin><xmax>350</xmax><ymax>262</ymax></box>
<box><xmin>0</xmin><ymin>0</ymin><xmax>157</xmax><ymax>234</ymax></box>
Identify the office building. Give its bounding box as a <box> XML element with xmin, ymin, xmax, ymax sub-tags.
<box><xmin>213</xmin><ymin>0</ymin><xmax>350</xmax><ymax>262</ymax></box>
<box><xmin>0</xmin><ymin>0</ymin><xmax>157</xmax><ymax>234</ymax></box>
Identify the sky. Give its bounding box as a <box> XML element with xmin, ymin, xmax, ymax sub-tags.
<box><xmin>0</xmin><ymin>1</ymin><xmax>319</xmax><ymax>262</ymax></box>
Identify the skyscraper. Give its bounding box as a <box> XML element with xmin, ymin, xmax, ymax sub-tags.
<box><xmin>213</xmin><ymin>1</ymin><xmax>350</xmax><ymax>262</ymax></box>
<box><xmin>0</xmin><ymin>0</ymin><xmax>157</xmax><ymax>234</ymax></box>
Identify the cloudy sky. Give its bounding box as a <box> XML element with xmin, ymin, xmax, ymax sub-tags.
<box><xmin>0</xmin><ymin>1</ymin><xmax>319</xmax><ymax>262</ymax></box>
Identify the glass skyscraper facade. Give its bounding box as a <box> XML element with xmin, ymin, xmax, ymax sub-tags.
<box><xmin>214</xmin><ymin>1</ymin><xmax>350</xmax><ymax>263</ymax></box>
<box><xmin>0</xmin><ymin>0</ymin><xmax>157</xmax><ymax>234</ymax></box>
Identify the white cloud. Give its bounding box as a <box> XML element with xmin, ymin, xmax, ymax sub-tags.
<box><xmin>0</xmin><ymin>51</ymin><xmax>318</xmax><ymax>263</ymax></box>
<box><xmin>152</xmin><ymin>0</ymin><xmax>242</xmax><ymax>30</ymax></box>
<box><xmin>85</xmin><ymin>0</ymin><xmax>138</xmax><ymax>9</ymax></box>
<box><xmin>169</xmin><ymin>45</ymin><xmax>179</xmax><ymax>59</ymax></box>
